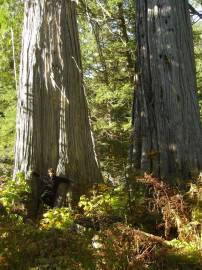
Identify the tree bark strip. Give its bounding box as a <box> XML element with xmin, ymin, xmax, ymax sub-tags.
<box><xmin>132</xmin><ymin>0</ymin><xmax>202</xmax><ymax>181</ymax></box>
<box><xmin>14</xmin><ymin>0</ymin><xmax>102</xmax><ymax>200</ymax></box>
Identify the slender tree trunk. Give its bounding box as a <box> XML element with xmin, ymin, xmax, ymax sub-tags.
<box><xmin>132</xmin><ymin>0</ymin><xmax>202</xmax><ymax>182</ymax></box>
<box><xmin>14</xmin><ymin>0</ymin><xmax>102</xmax><ymax>199</ymax></box>
<box><xmin>118</xmin><ymin>2</ymin><xmax>134</xmax><ymax>83</ymax></box>
<box><xmin>11</xmin><ymin>28</ymin><xmax>18</xmax><ymax>91</ymax></box>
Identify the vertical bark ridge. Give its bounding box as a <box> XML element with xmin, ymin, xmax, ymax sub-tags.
<box><xmin>14</xmin><ymin>0</ymin><xmax>102</xmax><ymax>198</ymax></box>
<box><xmin>133</xmin><ymin>0</ymin><xmax>202</xmax><ymax>181</ymax></box>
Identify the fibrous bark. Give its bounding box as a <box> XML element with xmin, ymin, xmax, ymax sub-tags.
<box><xmin>132</xmin><ymin>0</ymin><xmax>202</xmax><ymax>181</ymax></box>
<box><xmin>14</xmin><ymin>0</ymin><xmax>102</xmax><ymax>199</ymax></box>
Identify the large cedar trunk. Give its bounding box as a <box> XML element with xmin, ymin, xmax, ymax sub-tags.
<box><xmin>14</xmin><ymin>0</ymin><xmax>102</xmax><ymax>199</ymax></box>
<box><xmin>132</xmin><ymin>0</ymin><xmax>202</xmax><ymax>181</ymax></box>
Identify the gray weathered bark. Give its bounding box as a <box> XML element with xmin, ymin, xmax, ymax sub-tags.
<box><xmin>132</xmin><ymin>0</ymin><xmax>202</xmax><ymax>181</ymax></box>
<box><xmin>14</xmin><ymin>0</ymin><xmax>102</xmax><ymax>199</ymax></box>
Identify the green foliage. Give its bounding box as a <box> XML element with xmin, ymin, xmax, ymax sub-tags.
<box><xmin>159</xmin><ymin>239</ymin><xmax>202</xmax><ymax>270</ymax></box>
<box><xmin>0</xmin><ymin>175</ymin><xmax>202</xmax><ymax>269</ymax></box>
<box><xmin>40</xmin><ymin>208</ymin><xmax>74</xmax><ymax>230</ymax></box>
<box><xmin>78</xmin><ymin>0</ymin><xmax>135</xmax><ymax>178</ymax></box>
<box><xmin>0</xmin><ymin>1</ymin><xmax>202</xmax><ymax>269</ymax></box>
<box><xmin>0</xmin><ymin>0</ymin><xmax>23</xmax><ymax>176</ymax></box>
<box><xmin>79</xmin><ymin>183</ymin><xmax>128</xmax><ymax>218</ymax></box>
<box><xmin>0</xmin><ymin>173</ymin><xmax>31</xmax><ymax>215</ymax></box>
<box><xmin>0</xmin><ymin>220</ymin><xmax>96</xmax><ymax>270</ymax></box>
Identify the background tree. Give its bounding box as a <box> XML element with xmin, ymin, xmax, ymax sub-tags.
<box><xmin>78</xmin><ymin>0</ymin><xmax>136</xmax><ymax>180</ymax></box>
<box><xmin>1</xmin><ymin>0</ymin><xmax>202</xmax><ymax>183</ymax></box>
<box><xmin>13</xmin><ymin>0</ymin><xmax>102</xmax><ymax>198</ymax></box>
<box><xmin>132</xmin><ymin>0</ymin><xmax>202</xmax><ymax>181</ymax></box>
<box><xmin>0</xmin><ymin>0</ymin><xmax>23</xmax><ymax>176</ymax></box>
<box><xmin>1</xmin><ymin>3</ymin><xmax>202</xmax><ymax>267</ymax></box>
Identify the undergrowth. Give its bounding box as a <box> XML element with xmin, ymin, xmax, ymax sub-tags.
<box><xmin>0</xmin><ymin>173</ymin><xmax>202</xmax><ymax>269</ymax></box>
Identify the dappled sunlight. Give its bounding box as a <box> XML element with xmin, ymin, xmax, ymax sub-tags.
<box><xmin>0</xmin><ymin>0</ymin><xmax>202</xmax><ymax>269</ymax></box>
<box><xmin>1</xmin><ymin>176</ymin><xmax>202</xmax><ymax>269</ymax></box>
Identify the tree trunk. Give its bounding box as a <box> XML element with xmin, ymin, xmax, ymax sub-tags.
<box><xmin>14</xmin><ymin>0</ymin><xmax>102</xmax><ymax>200</ymax></box>
<box><xmin>54</xmin><ymin>183</ymin><xmax>71</xmax><ymax>208</ymax></box>
<box><xmin>118</xmin><ymin>2</ymin><xmax>134</xmax><ymax>83</ymax></box>
<box><xmin>132</xmin><ymin>0</ymin><xmax>202</xmax><ymax>182</ymax></box>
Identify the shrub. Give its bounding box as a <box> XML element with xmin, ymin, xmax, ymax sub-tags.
<box><xmin>40</xmin><ymin>208</ymin><xmax>74</xmax><ymax>230</ymax></box>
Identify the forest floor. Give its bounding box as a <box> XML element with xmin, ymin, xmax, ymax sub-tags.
<box><xmin>0</xmin><ymin>173</ymin><xmax>202</xmax><ymax>269</ymax></box>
